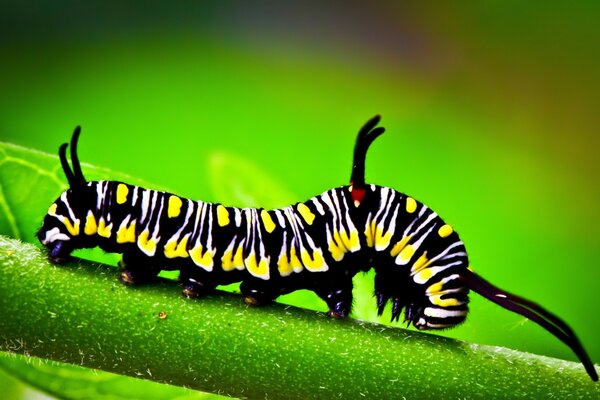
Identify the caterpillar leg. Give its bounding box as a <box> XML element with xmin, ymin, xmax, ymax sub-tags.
<box><xmin>315</xmin><ymin>279</ymin><xmax>353</xmax><ymax>318</ymax></box>
<box><xmin>118</xmin><ymin>252</ymin><xmax>161</xmax><ymax>285</ymax></box>
<box><xmin>374</xmin><ymin>269</ymin><xmax>414</xmax><ymax>322</ymax></box>
<box><xmin>374</xmin><ymin>270</ymin><xmax>392</xmax><ymax>316</ymax></box>
<box><xmin>179</xmin><ymin>269</ymin><xmax>217</xmax><ymax>299</ymax></box>
<box><xmin>240</xmin><ymin>280</ymin><xmax>279</xmax><ymax>306</ymax></box>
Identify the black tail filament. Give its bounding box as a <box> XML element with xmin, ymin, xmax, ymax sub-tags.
<box><xmin>464</xmin><ymin>269</ymin><xmax>598</xmax><ymax>381</ymax></box>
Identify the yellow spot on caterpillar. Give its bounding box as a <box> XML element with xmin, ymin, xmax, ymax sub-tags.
<box><xmin>164</xmin><ymin>236</ymin><xmax>189</xmax><ymax>258</ymax></box>
<box><xmin>48</xmin><ymin>203</ymin><xmax>58</xmax><ymax>215</ymax></box>
<box><xmin>406</xmin><ymin>197</ymin><xmax>417</xmax><ymax>213</ymax></box>
<box><xmin>189</xmin><ymin>244</ymin><xmax>214</xmax><ymax>271</ymax></box>
<box><xmin>396</xmin><ymin>244</ymin><xmax>415</xmax><ymax>265</ymax></box>
<box><xmin>374</xmin><ymin>226</ymin><xmax>392</xmax><ymax>250</ymax></box>
<box><xmin>297</xmin><ymin>203</ymin><xmax>315</xmax><ymax>225</ymax></box>
<box><xmin>333</xmin><ymin>230</ymin><xmax>342</xmax><ymax>247</ymax></box>
<box><xmin>328</xmin><ymin>238</ymin><xmax>345</xmax><ymax>262</ymax></box>
<box><xmin>137</xmin><ymin>229</ymin><xmax>157</xmax><ymax>256</ymax></box>
<box><xmin>430</xmin><ymin>295</ymin><xmax>461</xmax><ymax>307</ymax></box>
<box><xmin>84</xmin><ymin>211</ymin><xmax>97</xmax><ymax>235</ymax></box>
<box><xmin>300</xmin><ymin>249</ymin><xmax>327</xmax><ymax>272</ymax></box>
<box><xmin>411</xmin><ymin>252</ymin><xmax>430</xmax><ymax>274</ymax></box>
<box><xmin>97</xmin><ymin>218</ymin><xmax>113</xmax><ymax>238</ymax></box>
<box><xmin>328</xmin><ymin>230</ymin><xmax>350</xmax><ymax>261</ymax></box>
<box><xmin>438</xmin><ymin>224</ymin><xmax>453</xmax><ymax>238</ymax></box>
<box><xmin>189</xmin><ymin>245</ymin><xmax>214</xmax><ymax>271</ymax></box>
<box><xmin>245</xmin><ymin>252</ymin><xmax>269</xmax><ymax>279</ymax></box>
<box><xmin>339</xmin><ymin>229</ymin><xmax>360</xmax><ymax>252</ymax></box>
<box><xmin>168</xmin><ymin>195</ymin><xmax>182</xmax><ymax>218</ymax></box>
<box><xmin>390</xmin><ymin>236</ymin><xmax>411</xmax><ymax>257</ymax></box>
<box><xmin>61</xmin><ymin>217</ymin><xmax>80</xmax><ymax>236</ymax></box>
<box><xmin>261</xmin><ymin>210</ymin><xmax>276</xmax><ymax>233</ymax></box>
<box><xmin>221</xmin><ymin>245</ymin><xmax>244</xmax><ymax>271</ymax></box>
<box><xmin>116</xmin><ymin>183</ymin><xmax>129</xmax><ymax>204</ymax></box>
<box><xmin>216</xmin><ymin>205</ymin><xmax>230</xmax><ymax>227</ymax></box>
<box><xmin>221</xmin><ymin>249</ymin><xmax>234</xmax><ymax>271</ymax></box>
<box><xmin>116</xmin><ymin>220</ymin><xmax>136</xmax><ymax>243</ymax></box>
<box><xmin>426</xmin><ymin>281</ymin><xmax>444</xmax><ymax>296</ymax></box>
<box><xmin>277</xmin><ymin>253</ymin><xmax>293</xmax><ymax>277</ymax></box>
<box><xmin>414</xmin><ymin>267</ymin><xmax>433</xmax><ymax>284</ymax></box>
<box><xmin>289</xmin><ymin>247</ymin><xmax>303</xmax><ymax>272</ymax></box>
<box><xmin>233</xmin><ymin>246</ymin><xmax>244</xmax><ymax>269</ymax></box>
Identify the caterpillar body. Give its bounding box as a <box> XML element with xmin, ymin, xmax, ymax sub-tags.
<box><xmin>38</xmin><ymin>116</ymin><xmax>597</xmax><ymax>380</ymax></box>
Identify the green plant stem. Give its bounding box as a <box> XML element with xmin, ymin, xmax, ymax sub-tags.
<box><xmin>0</xmin><ymin>236</ymin><xmax>597</xmax><ymax>399</ymax></box>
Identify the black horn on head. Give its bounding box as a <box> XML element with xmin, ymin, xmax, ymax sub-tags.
<box><xmin>59</xmin><ymin>126</ymin><xmax>86</xmax><ymax>188</ymax></box>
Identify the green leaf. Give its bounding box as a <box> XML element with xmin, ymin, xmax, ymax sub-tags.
<box><xmin>1</xmin><ymin>236</ymin><xmax>598</xmax><ymax>399</ymax></box>
<box><xmin>0</xmin><ymin>363</ymin><xmax>27</xmax><ymax>400</ymax></box>
<box><xmin>0</xmin><ymin>353</ymin><xmax>219</xmax><ymax>400</ymax></box>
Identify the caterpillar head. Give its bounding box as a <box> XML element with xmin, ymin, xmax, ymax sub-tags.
<box><xmin>38</xmin><ymin>190</ymin><xmax>83</xmax><ymax>263</ymax></box>
<box><xmin>37</xmin><ymin>189</ymin><xmax>92</xmax><ymax>263</ymax></box>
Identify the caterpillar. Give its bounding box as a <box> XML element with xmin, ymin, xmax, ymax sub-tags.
<box><xmin>37</xmin><ymin>116</ymin><xmax>597</xmax><ymax>381</ymax></box>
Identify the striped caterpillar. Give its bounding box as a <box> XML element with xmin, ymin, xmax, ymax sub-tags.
<box><xmin>38</xmin><ymin>116</ymin><xmax>597</xmax><ymax>380</ymax></box>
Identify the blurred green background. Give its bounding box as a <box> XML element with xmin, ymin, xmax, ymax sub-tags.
<box><xmin>1</xmin><ymin>1</ymin><xmax>599</xmax><ymax>398</ymax></box>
